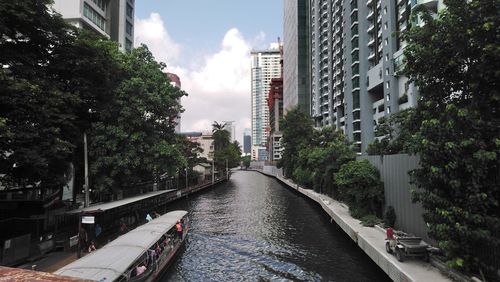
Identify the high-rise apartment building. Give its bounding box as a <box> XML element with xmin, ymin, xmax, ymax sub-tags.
<box><xmin>243</xmin><ymin>128</ymin><xmax>251</xmax><ymax>155</ymax></box>
<box><xmin>285</xmin><ymin>0</ymin><xmax>442</xmax><ymax>154</ymax></box>
<box><xmin>250</xmin><ymin>44</ymin><xmax>281</xmax><ymax>160</ymax></box>
<box><xmin>223</xmin><ymin>121</ymin><xmax>236</xmax><ymax>143</ymax></box>
<box><xmin>283</xmin><ymin>0</ymin><xmax>311</xmax><ymax>114</ymax></box>
<box><xmin>52</xmin><ymin>0</ymin><xmax>134</xmax><ymax>52</ymax></box>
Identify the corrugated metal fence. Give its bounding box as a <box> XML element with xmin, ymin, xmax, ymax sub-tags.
<box><xmin>359</xmin><ymin>154</ymin><xmax>430</xmax><ymax>241</ymax></box>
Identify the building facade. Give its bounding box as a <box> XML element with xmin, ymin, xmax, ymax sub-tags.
<box><xmin>283</xmin><ymin>0</ymin><xmax>311</xmax><ymax>114</ymax></box>
<box><xmin>267</xmin><ymin>77</ymin><xmax>284</xmax><ymax>162</ymax></box>
<box><xmin>223</xmin><ymin>121</ymin><xmax>236</xmax><ymax>143</ymax></box>
<box><xmin>52</xmin><ymin>0</ymin><xmax>134</xmax><ymax>52</ymax></box>
<box><xmin>184</xmin><ymin>131</ymin><xmax>214</xmax><ymax>161</ymax></box>
<box><xmin>284</xmin><ymin>0</ymin><xmax>442</xmax><ymax>154</ymax></box>
<box><xmin>250</xmin><ymin>44</ymin><xmax>281</xmax><ymax>160</ymax></box>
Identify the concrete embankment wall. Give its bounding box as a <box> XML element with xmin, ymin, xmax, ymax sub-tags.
<box><xmin>254</xmin><ymin>168</ymin><xmax>451</xmax><ymax>282</ymax></box>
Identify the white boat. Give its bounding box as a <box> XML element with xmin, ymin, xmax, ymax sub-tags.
<box><xmin>55</xmin><ymin>210</ymin><xmax>189</xmax><ymax>282</ymax></box>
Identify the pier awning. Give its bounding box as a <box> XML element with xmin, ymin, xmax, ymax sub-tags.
<box><xmin>66</xmin><ymin>189</ymin><xmax>176</xmax><ymax>214</ymax></box>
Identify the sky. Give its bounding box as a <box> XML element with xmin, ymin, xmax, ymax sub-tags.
<box><xmin>134</xmin><ymin>1</ymin><xmax>283</xmax><ymax>145</ymax></box>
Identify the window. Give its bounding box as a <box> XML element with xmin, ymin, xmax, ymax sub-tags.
<box><xmin>352</xmin><ymin>64</ymin><xmax>359</xmax><ymax>75</ymax></box>
<box><xmin>352</xmin><ymin>77</ymin><xmax>360</xmax><ymax>89</ymax></box>
<box><xmin>385</xmin><ymin>68</ymin><xmax>389</xmax><ymax>75</ymax></box>
<box><xmin>386</xmin><ymin>81</ymin><xmax>390</xmax><ymax>89</ymax></box>
<box><xmin>352</xmin><ymin>50</ymin><xmax>359</xmax><ymax>62</ymax></box>
<box><xmin>83</xmin><ymin>3</ymin><xmax>105</xmax><ymax>31</ymax></box>
<box><xmin>350</xmin><ymin>11</ymin><xmax>358</xmax><ymax>23</ymax></box>
<box><xmin>353</xmin><ymin>111</ymin><xmax>360</xmax><ymax>120</ymax></box>
<box><xmin>351</xmin><ymin>37</ymin><xmax>359</xmax><ymax>49</ymax></box>
<box><xmin>353</xmin><ymin>132</ymin><xmax>361</xmax><ymax>142</ymax></box>
<box><xmin>387</xmin><ymin>106</ymin><xmax>391</xmax><ymax>114</ymax></box>
<box><xmin>386</xmin><ymin>94</ymin><xmax>391</xmax><ymax>101</ymax></box>
<box><xmin>351</xmin><ymin>25</ymin><xmax>358</xmax><ymax>35</ymax></box>
<box><xmin>384</xmin><ymin>22</ymin><xmax>388</xmax><ymax>30</ymax></box>
<box><xmin>353</xmin><ymin>121</ymin><xmax>361</xmax><ymax>131</ymax></box>
<box><xmin>92</xmin><ymin>0</ymin><xmax>105</xmax><ymax>11</ymax></box>
<box><xmin>125</xmin><ymin>39</ymin><xmax>132</xmax><ymax>51</ymax></box>
<box><xmin>353</xmin><ymin>90</ymin><xmax>360</xmax><ymax>108</ymax></box>
<box><xmin>384</xmin><ymin>38</ymin><xmax>388</xmax><ymax>46</ymax></box>
<box><xmin>126</xmin><ymin>21</ymin><xmax>133</xmax><ymax>36</ymax></box>
<box><xmin>126</xmin><ymin>4</ymin><xmax>133</xmax><ymax>18</ymax></box>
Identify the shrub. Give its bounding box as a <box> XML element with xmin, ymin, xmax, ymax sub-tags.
<box><xmin>335</xmin><ymin>160</ymin><xmax>384</xmax><ymax>218</ymax></box>
<box><xmin>361</xmin><ymin>214</ymin><xmax>382</xmax><ymax>227</ymax></box>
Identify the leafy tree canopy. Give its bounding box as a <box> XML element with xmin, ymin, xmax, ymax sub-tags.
<box><xmin>0</xmin><ymin>0</ymin><xmax>77</xmax><ymax>189</ymax></box>
<box><xmin>278</xmin><ymin>108</ymin><xmax>314</xmax><ymax>177</ymax></box>
<box><xmin>403</xmin><ymin>0</ymin><xmax>500</xmax><ymax>274</ymax></box>
<box><xmin>89</xmin><ymin>45</ymin><xmax>186</xmax><ymax>195</ymax></box>
<box><xmin>366</xmin><ymin>108</ymin><xmax>416</xmax><ymax>155</ymax></box>
<box><xmin>335</xmin><ymin>160</ymin><xmax>384</xmax><ymax>218</ymax></box>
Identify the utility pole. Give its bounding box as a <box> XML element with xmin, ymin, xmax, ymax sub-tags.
<box><xmin>212</xmin><ymin>158</ymin><xmax>215</xmax><ymax>185</ymax></box>
<box><xmin>84</xmin><ymin>132</ymin><xmax>89</xmax><ymax>208</ymax></box>
<box><xmin>185</xmin><ymin>166</ymin><xmax>188</xmax><ymax>189</ymax></box>
<box><xmin>226</xmin><ymin>159</ymin><xmax>228</xmax><ymax>179</ymax></box>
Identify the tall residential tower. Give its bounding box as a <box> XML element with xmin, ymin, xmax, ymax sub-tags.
<box><xmin>283</xmin><ymin>0</ymin><xmax>311</xmax><ymax>115</ymax></box>
<box><xmin>250</xmin><ymin>44</ymin><xmax>281</xmax><ymax>160</ymax></box>
<box><xmin>284</xmin><ymin>0</ymin><xmax>442</xmax><ymax>154</ymax></box>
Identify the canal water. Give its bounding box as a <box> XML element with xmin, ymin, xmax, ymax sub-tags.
<box><xmin>161</xmin><ymin>171</ymin><xmax>390</xmax><ymax>281</ymax></box>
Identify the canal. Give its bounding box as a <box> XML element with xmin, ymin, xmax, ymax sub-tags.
<box><xmin>161</xmin><ymin>170</ymin><xmax>390</xmax><ymax>281</ymax></box>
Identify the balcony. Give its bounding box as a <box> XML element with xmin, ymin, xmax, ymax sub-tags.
<box><xmin>368</xmin><ymin>51</ymin><xmax>376</xmax><ymax>61</ymax></box>
<box><xmin>368</xmin><ymin>37</ymin><xmax>375</xmax><ymax>47</ymax></box>
<box><xmin>367</xmin><ymin>24</ymin><xmax>375</xmax><ymax>33</ymax></box>
<box><xmin>367</xmin><ymin>10</ymin><xmax>374</xmax><ymax>20</ymax></box>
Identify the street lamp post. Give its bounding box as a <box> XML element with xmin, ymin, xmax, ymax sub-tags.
<box><xmin>83</xmin><ymin>132</ymin><xmax>89</xmax><ymax>208</ymax></box>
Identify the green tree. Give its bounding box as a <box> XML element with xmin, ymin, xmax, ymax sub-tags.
<box><xmin>89</xmin><ymin>45</ymin><xmax>186</xmax><ymax>198</ymax></box>
<box><xmin>241</xmin><ymin>155</ymin><xmax>251</xmax><ymax>169</ymax></box>
<box><xmin>47</xmin><ymin>30</ymin><xmax>124</xmax><ymax>199</ymax></box>
<box><xmin>335</xmin><ymin>160</ymin><xmax>384</xmax><ymax>218</ymax></box>
<box><xmin>366</xmin><ymin>108</ymin><xmax>416</xmax><ymax>155</ymax></box>
<box><xmin>211</xmin><ymin>122</ymin><xmax>241</xmax><ymax>173</ymax></box>
<box><xmin>292</xmin><ymin>127</ymin><xmax>355</xmax><ymax>196</ymax></box>
<box><xmin>0</xmin><ymin>0</ymin><xmax>78</xmax><ymax>189</ymax></box>
<box><xmin>404</xmin><ymin>0</ymin><xmax>500</xmax><ymax>273</ymax></box>
<box><xmin>279</xmin><ymin>108</ymin><xmax>314</xmax><ymax>178</ymax></box>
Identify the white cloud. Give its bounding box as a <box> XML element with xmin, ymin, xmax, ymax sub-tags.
<box><xmin>134</xmin><ymin>13</ymin><xmax>181</xmax><ymax>65</ymax></box>
<box><xmin>134</xmin><ymin>14</ymin><xmax>254</xmax><ymax>145</ymax></box>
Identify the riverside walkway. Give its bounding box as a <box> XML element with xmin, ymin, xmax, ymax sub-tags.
<box><xmin>256</xmin><ymin>168</ymin><xmax>453</xmax><ymax>282</ymax></box>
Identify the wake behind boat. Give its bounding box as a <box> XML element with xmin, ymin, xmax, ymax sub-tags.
<box><xmin>55</xmin><ymin>210</ymin><xmax>189</xmax><ymax>282</ymax></box>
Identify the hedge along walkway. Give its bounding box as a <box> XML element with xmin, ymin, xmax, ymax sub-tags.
<box><xmin>257</xmin><ymin>169</ymin><xmax>452</xmax><ymax>282</ymax></box>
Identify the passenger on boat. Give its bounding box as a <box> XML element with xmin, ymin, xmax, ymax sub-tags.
<box><xmin>153</xmin><ymin>211</ymin><xmax>161</xmax><ymax>218</ymax></box>
<box><xmin>88</xmin><ymin>241</ymin><xmax>97</xmax><ymax>253</ymax></box>
<box><xmin>136</xmin><ymin>264</ymin><xmax>147</xmax><ymax>276</ymax></box>
<box><xmin>155</xmin><ymin>243</ymin><xmax>162</xmax><ymax>256</ymax></box>
<box><xmin>175</xmin><ymin>221</ymin><xmax>183</xmax><ymax>239</ymax></box>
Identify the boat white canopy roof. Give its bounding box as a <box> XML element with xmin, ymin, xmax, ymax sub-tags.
<box><xmin>55</xmin><ymin>210</ymin><xmax>188</xmax><ymax>281</ymax></box>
